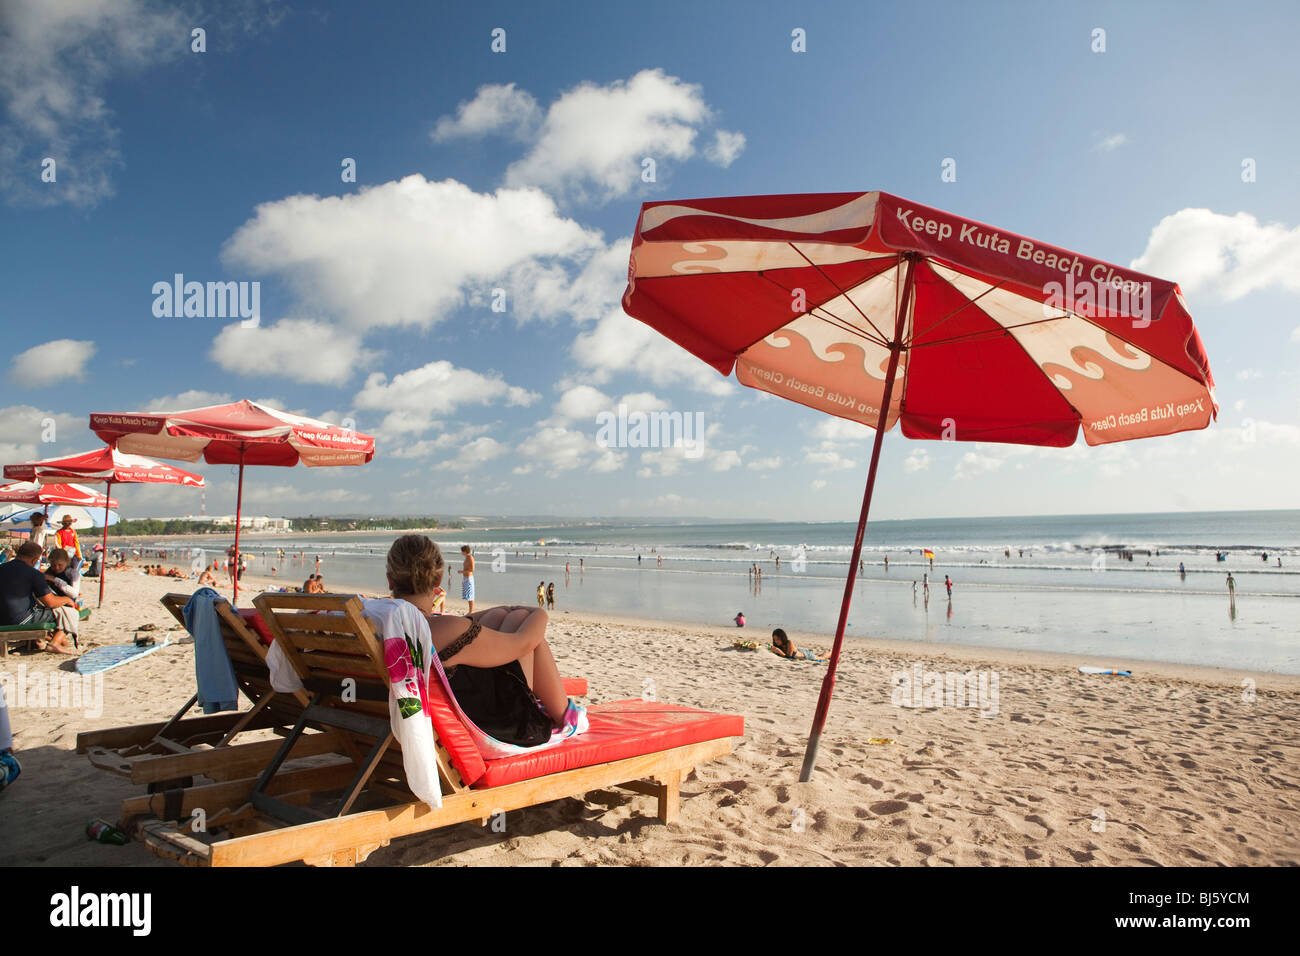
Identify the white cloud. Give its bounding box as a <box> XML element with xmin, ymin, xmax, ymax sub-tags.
<box><xmin>355</xmin><ymin>360</ymin><xmax>539</xmax><ymax>437</ymax></box>
<box><xmin>804</xmin><ymin>441</ymin><xmax>857</xmax><ymax>471</ymax></box>
<box><xmin>0</xmin><ymin>0</ymin><xmax>186</xmax><ymax>206</ymax></box>
<box><xmin>1093</xmin><ymin>132</ymin><xmax>1128</xmax><ymax>152</ymax></box>
<box><xmin>812</xmin><ymin>419</ymin><xmax>872</xmax><ymax>442</ymax></box>
<box><xmin>709</xmin><ymin>449</ymin><xmax>742</xmax><ymax>472</ymax></box>
<box><xmin>433</xmin><ymin>436</ymin><xmax>506</xmax><ymax>471</ymax></box>
<box><xmin>953</xmin><ymin>452</ymin><xmax>1005</xmax><ymax>479</ymax></box>
<box><xmin>431</xmin><ymin>83</ymin><xmax>541</xmax><ymax>142</ymax></box>
<box><xmin>704</xmin><ymin>129</ymin><xmax>746</xmax><ymax>166</ymax></box>
<box><xmin>811</xmin><ymin>479</ymin><xmax>828</xmax><ymax>491</ymax></box>
<box><xmin>547</xmin><ymin>385</ymin><xmax>613</xmax><ymax>425</ymax></box>
<box><xmin>211</xmin><ymin>319</ymin><xmax>377</xmax><ymax>385</ymax></box>
<box><xmin>747</xmin><ymin>456</ymin><xmax>782</xmax><ymax>471</ymax></box>
<box><xmin>574</xmin><ymin>306</ymin><xmax>735</xmax><ymax>396</ymax></box>
<box><xmin>1131</xmin><ymin>208</ymin><xmax>1300</xmax><ymax>298</ymax></box>
<box><xmin>0</xmin><ymin>0</ymin><xmax>283</xmax><ymax>207</ymax></box>
<box><xmin>512</xmin><ymin>239</ymin><xmax>635</xmax><ymax>323</ymax></box>
<box><xmin>144</xmin><ymin>390</ymin><xmax>233</xmax><ymax>412</ymax></box>
<box><xmin>514</xmin><ymin>426</ymin><xmax>625</xmax><ymax>477</ymax></box>
<box><xmin>387</xmin><ymin>424</ymin><xmax>493</xmax><ymax>460</ymax></box>
<box><xmin>903</xmin><ymin>449</ymin><xmax>931</xmax><ymax>473</ymax></box>
<box><xmin>222</xmin><ymin>175</ymin><xmax>603</xmax><ymax>331</ymax></box>
<box><xmin>1235</xmin><ymin>368</ymin><xmax>1263</xmax><ymax>381</ymax></box>
<box><xmin>8</xmin><ymin>339</ymin><xmax>96</xmax><ymax>386</ymax></box>
<box><xmin>503</xmin><ymin>69</ymin><xmax>733</xmax><ymax>203</ymax></box>
<box><xmin>0</xmin><ymin>405</ymin><xmax>83</xmax><ymax>464</ymax></box>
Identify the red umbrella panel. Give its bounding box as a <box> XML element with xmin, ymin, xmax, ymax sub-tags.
<box><xmin>4</xmin><ymin>447</ymin><xmax>204</xmax><ymax>607</ymax></box>
<box><xmin>622</xmin><ymin>191</ymin><xmax>1216</xmax><ymax>779</ymax></box>
<box><xmin>89</xmin><ymin>400</ymin><xmax>376</xmax><ymax>603</ymax></box>
<box><xmin>0</xmin><ymin>481</ymin><xmax>119</xmax><ymax>510</ymax></box>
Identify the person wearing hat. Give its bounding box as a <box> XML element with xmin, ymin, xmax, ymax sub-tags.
<box><xmin>53</xmin><ymin>514</ymin><xmax>84</xmax><ymax>573</ymax></box>
<box><xmin>27</xmin><ymin>513</ymin><xmax>49</xmax><ymax>556</ymax></box>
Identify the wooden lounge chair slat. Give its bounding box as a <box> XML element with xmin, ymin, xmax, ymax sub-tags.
<box><xmin>270</xmin><ymin>613</ymin><xmax>361</xmax><ymax>635</ymax></box>
<box><xmin>291</xmin><ymin>651</ymin><xmax>377</xmax><ymax>674</ymax></box>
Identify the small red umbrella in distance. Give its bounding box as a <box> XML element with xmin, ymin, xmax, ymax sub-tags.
<box><xmin>0</xmin><ymin>481</ymin><xmax>119</xmax><ymax>511</ymax></box>
<box><xmin>89</xmin><ymin>400</ymin><xmax>376</xmax><ymax>603</ymax></box>
<box><xmin>5</xmin><ymin>447</ymin><xmax>205</xmax><ymax>607</ymax></box>
<box><xmin>622</xmin><ymin>191</ymin><xmax>1217</xmax><ymax>780</ymax></box>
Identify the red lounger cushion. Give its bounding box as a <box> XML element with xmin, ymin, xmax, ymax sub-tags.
<box><xmin>474</xmin><ymin>699</ymin><xmax>743</xmax><ymax>789</ymax></box>
<box><xmin>563</xmin><ymin>677</ymin><xmax>587</xmax><ymax>696</ymax></box>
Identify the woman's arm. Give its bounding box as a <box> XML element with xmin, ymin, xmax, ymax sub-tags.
<box><xmin>431</xmin><ymin>608</ymin><xmax>550</xmax><ymax>669</ymax></box>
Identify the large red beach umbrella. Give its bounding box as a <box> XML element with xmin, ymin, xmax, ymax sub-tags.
<box><xmin>622</xmin><ymin>191</ymin><xmax>1217</xmax><ymax>780</ymax></box>
<box><xmin>4</xmin><ymin>447</ymin><xmax>205</xmax><ymax>607</ymax></box>
<box><xmin>89</xmin><ymin>400</ymin><xmax>376</xmax><ymax>603</ymax></box>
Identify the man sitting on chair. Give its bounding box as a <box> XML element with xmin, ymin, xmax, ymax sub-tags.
<box><xmin>0</xmin><ymin>542</ymin><xmax>80</xmax><ymax>654</ymax></box>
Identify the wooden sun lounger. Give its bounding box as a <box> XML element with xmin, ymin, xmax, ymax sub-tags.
<box><xmin>1</xmin><ymin>606</ymin><xmax>91</xmax><ymax>656</ymax></box>
<box><xmin>119</xmin><ymin>592</ymin><xmax>744</xmax><ymax>867</ymax></box>
<box><xmin>75</xmin><ymin>593</ymin><xmax>337</xmax><ymax>789</ymax></box>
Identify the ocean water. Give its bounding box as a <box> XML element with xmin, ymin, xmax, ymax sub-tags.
<box><xmin>132</xmin><ymin>510</ymin><xmax>1300</xmax><ymax>674</ymax></box>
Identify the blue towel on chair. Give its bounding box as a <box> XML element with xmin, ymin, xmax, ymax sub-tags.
<box><xmin>184</xmin><ymin>587</ymin><xmax>239</xmax><ymax>714</ymax></box>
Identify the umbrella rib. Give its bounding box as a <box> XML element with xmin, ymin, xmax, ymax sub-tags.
<box><xmin>757</xmin><ymin>271</ymin><xmax>889</xmax><ymax>348</ymax></box>
<box><xmin>909</xmin><ymin>312</ymin><xmax>1071</xmax><ymax>349</ymax></box>
<box><xmin>786</xmin><ymin>242</ymin><xmax>891</xmax><ymax>344</ymax></box>
<box><xmin>907</xmin><ymin>276</ymin><xmax>1010</xmax><ymax>345</ymax></box>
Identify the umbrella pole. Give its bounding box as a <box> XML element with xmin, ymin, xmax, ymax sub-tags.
<box><xmin>99</xmin><ymin>479</ymin><xmax>111</xmax><ymax>608</ymax></box>
<box><xmin>799</xmin><ymin>253</ymin><xmax>916</xmax><ymax>783</ymax></box>
<box><xmin>233</xmin><ymin>453</ymin><xmax>245</xmax><ymax>605</ymax></box>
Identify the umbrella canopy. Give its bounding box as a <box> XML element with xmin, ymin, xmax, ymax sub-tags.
<box><xmin>89</xmin><ymin>399</ymin><xmax>375</xmax><ymax>467</ymax></box>
<box><xmin>88</xmin><ymin>400</ymin><xmax>375</xmax><ymax>603</ymax></box>
<box><xmin>0</xmin><ymin>481</ymin><xmax>119</xmax><ymax>509</ymax></box>
<box><xmin>3</xmin><ymin>447</ymin><xmax>205</xmax><ymax>607</ymax></box>
<box><xmin>5</xmin><ymin>505</ymin><xmax>120</xmax><ymax>530</ymax></box>
<box><xmin>3</xmin><ymin>445</ymin><xmax>207</xmax><ymax>486</ymax></box>
<box><xmin>623</xmin><ymin>191</ymin><xmax>1217</xmax><ymax>779</ymax></box>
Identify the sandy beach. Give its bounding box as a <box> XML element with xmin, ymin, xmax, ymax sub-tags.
<box><xmin>1</xmin><ymin>564</ymin><xmax>1297</xmax><ymax>867</ymax></box>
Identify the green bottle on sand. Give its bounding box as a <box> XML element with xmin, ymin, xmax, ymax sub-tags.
<box><xmin>86</xmin><ymin>819</ymin><xmax>128</xmax><ymax>845</ymax></box>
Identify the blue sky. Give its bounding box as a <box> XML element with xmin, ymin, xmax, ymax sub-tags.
<box><xmin>2</xmin><ymin>0</ymin><xmax>1299</xmax><ymax>522</ymax></box>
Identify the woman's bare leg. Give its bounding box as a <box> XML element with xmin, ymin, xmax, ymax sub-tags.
<box><xmin>527</xmin><ymin>638</ymin><xmax>568</xmax><ymax>723</ymax></box>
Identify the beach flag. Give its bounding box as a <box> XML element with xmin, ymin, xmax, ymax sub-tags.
<box><xmin>923</xmin><ymin>549</ymin><xmax>935</xmax><ymax>560</ymax></box>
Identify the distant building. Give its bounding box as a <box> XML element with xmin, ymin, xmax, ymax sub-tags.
<box><xmin>180</xmin><ymin>515</ymin><xmax>292</xmax><ymax>532</ymax></box>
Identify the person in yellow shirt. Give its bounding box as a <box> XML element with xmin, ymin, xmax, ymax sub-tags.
<box><xmin>54</xmin><ymin>515</ymin><xmax>84</xmax><ymax>572</ymax></box>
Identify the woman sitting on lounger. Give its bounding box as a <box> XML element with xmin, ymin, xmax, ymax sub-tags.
<box><xmin>385</xmin><ymin>534</ymin><xmax>579</xmax><ymax>747</ymax></box>
<box><xmin>770</xmin><ymin>628</ymin><xmax>829</xmax><ymax>661</ymax></box>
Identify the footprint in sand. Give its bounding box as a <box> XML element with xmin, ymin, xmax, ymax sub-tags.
<box><xmin>870</xmin><ymin>800</ymin><xmax>910</xmax><ymax>815</ymax></box>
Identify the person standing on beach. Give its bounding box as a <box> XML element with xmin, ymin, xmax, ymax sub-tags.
<box><xmin>53</xmin><ymin>515</ymin><xmax>84</xmax><ymax>572</ymax></box>
<box><xmin>579</xmin><ymin>557</ymin><xmax>584</xmax><ymax>573</ymax></box>
<box><xmin>461</xmin><ymin>545</ymin><xmax>476</xmax><ymax>614</ymax></box>
<box><xmin>27</xmin><ymin>513</ymin><xmax>48</xmax><ymax>556</ymax></box>
<box><xmin>537</xmin><ymin>581</ymin><xmax>546</xmax><ymax>608</ymax></box>
<box><xmin>883</xmin><ymin>554</ymin><xmax>888</xmax><ymax>570</ymax></box>
<box><xmin>1226</xmin><ymin>572</ymin><xmax>1236</xmax><ymax>597</ymax></box>
<box><xmin>944</xmin><ymin>575</ymin><xmax>952</xmax><ymax>598</ymax></box>
<box><xmin>546</xmin><ymin>582</ymin><xmax>555</xmax><ymax>609</ymax></box>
